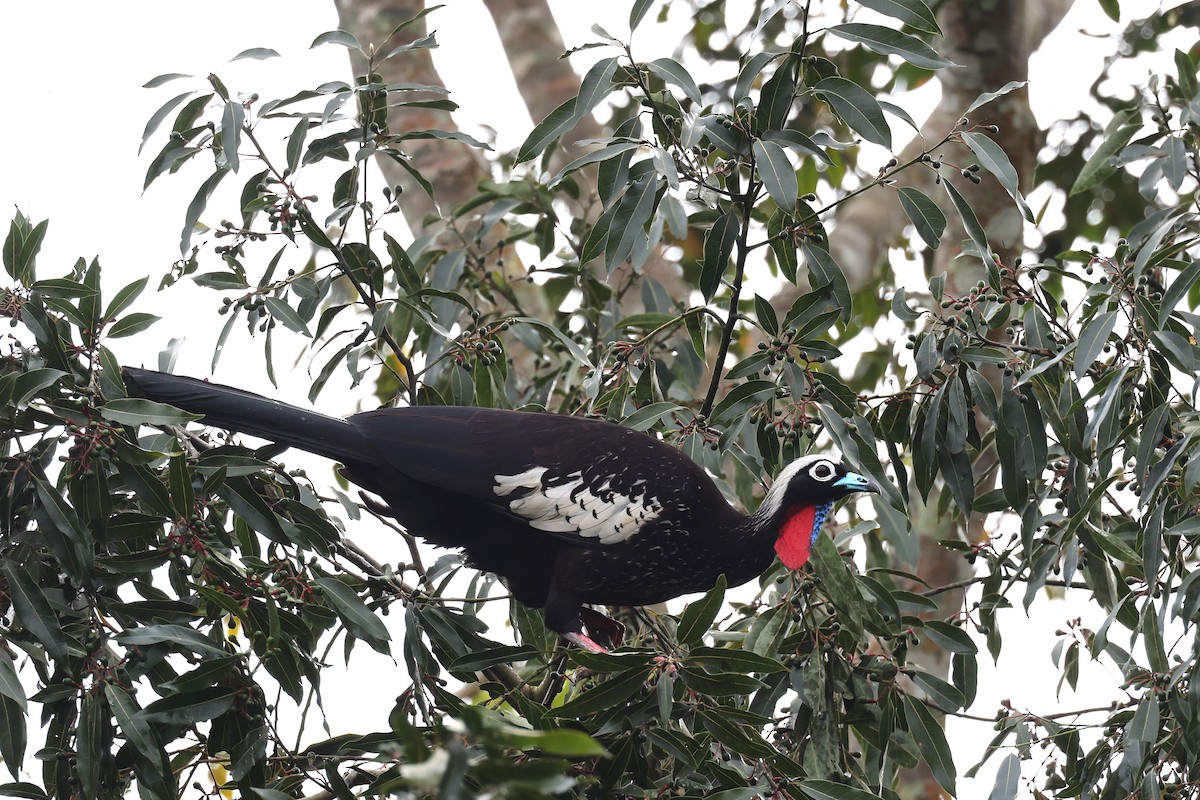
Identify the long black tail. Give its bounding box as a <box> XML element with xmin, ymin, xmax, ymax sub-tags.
<box><xmin>121</xmin><ymin>367</ymin><xmax>369</xmax><ymax>467</ymax></box>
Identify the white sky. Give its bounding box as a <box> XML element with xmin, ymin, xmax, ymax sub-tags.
<box><xmin>0</xmin><ymin>1</ymin><xmax>1188</xmax><ymax>796</ymax></box>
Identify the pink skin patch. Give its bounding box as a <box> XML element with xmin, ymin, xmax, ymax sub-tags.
<box><xmin>775</xmin><ymin>505</ymin><xmax>817</xmax><ymax>569</ymax></box>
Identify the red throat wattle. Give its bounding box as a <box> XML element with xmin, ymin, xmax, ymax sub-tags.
<box><xmin>775</xmin><ymin>505</ymin><xmax>817</xmax><ymax>569</ymax></box>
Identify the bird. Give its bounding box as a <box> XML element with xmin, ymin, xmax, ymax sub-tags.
<box><xmin>122</xmin><ymin>367</ymin><xmax>880</xmax><ymax>652</ymax></box>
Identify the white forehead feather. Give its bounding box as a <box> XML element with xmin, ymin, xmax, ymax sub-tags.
<box><xmin>756</xmin><ymin>454</ymin><xmax>836</xmax><ymax>521</ymax></box>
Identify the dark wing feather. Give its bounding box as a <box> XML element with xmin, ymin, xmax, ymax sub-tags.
<box><xmin>350</xmin><ymin>407</ymin><xmax>724</xmax><ymax>546</ymax></box>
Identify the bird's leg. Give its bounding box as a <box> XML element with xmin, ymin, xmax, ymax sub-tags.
<box><xmin>580</xmin><ymin>607</ymin><xmax>625</xmax><ymax>649</ymax></box>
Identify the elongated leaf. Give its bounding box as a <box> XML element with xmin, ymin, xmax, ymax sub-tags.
<box><xmin>263</xmin><ymin>297</ymin><xmax>313</xmax><ymax>337</ymax></box>
<box><xmin>549</xmin><ymin>141</ymin><xmax>641</xmax><ymax>187</ymax></box>
<box><xmin>827</xmin><ymin>23</ymin><xmax>955</xmax><ymax>69</ymax></box>
<box><xmin>310</xmin><ymin>30</ymin><xmax>363</xmax><ymax>52</ymax></box>
<box><xmin>903</xmin><ymin>694</ymin><xmax>956</xmax><ymax>795</ymax></box>
<box><xmin>0</xmin><ymin>696</ymin><xmax>25</xmax><ymax>781</ymax></box>
<box><xmin>516</xmin><ymin>97</ymin><xmax>577</xmax><ymax>164</ymax></box>
<box><xmin>314</xmin><ymin>577</ymin><xmax>390</xmax><ymax>654</ymax></box>
<box><xmin>812</xmin><ymin>77</ymin><xmax>891</xmax><ymax>148</ymax></box>
<box><xmin>762</xmin><ymin>128</ymin><xmax>833</xmax><ymax>164</ymax></box>
<box><xmin>107</xmin><ymin>312</ymin><xmax>160</xmax><ymax>339</ymax></box>
<box><xmin>646</xmin><ymin>57</ymin><xmax>702</xmax><ymax>105</ymax></box>
<box><xmin>1070</xmin><ymin>110</ymin><xmax>1141</xmax><ymax>195</ymax></box>
<box><xmin>232</xmin><ymin>47</ymin><xmax>280</xmax><ymax>61</ymax></box>
<box><xmin>139</xmin><ymin>686</ymin><xmax>236</xmax><ymax>724</ymax></box>
<box><xmin>963</xmin><ymin>80</ymin><xmax>1028</xmax><ymax>115</ymax></box>
<box><xmin>0</xmin><ymin>657</ymin><xmax>25</xmax><ymax>713</ymax></box>
<box><xmin>855</xmin><ymin>0</ymin><xmax>940</xmax><ymax>34</ymax></box>
<box><xmin>101</xmin><ymin>398</ymin><xmax>202</xmax><ymax>426</ymax></box>
<box><xmin>989</xmin><ymin>753</ymin><xmax>1020</xmax><ymax>800</ymax></box>
<box><xmin>701</xmin><ymin>211</ymin><xmax>740</xmax><ymax>302</ymax></box>
<box><xmin>676</xmin><ymin>574</ymin><xmax>726</xmax><ymax>645</ymax></box>
<box><xmin>799</xmin><ymin>780</ymin><xmax>888</xmax><ymax>800</ymax></box>
<box><xmin>180</xmin><ymin>168</ymin><xmax>229</xmax><ymax>255</ymax></box>
<box><xmin>709</xmin><ymin>379</ymin><xmax>777</xmax><ymax>421</ymax></box>
<box><xmin>943</xmin><ymin>178</ymin><xmax>994</xmax><ymax>274</ymax></box>
<box><xmin>116</xmin><ymin>624</ymin><xmax>228</xmax><ymax>657</ymax></box>
<box><xmin>621</xmin><ymin>401</ymin><xmax>684</xmax><ymax>431</ymax></box>
<box><xmin>139</xmin><ymin>91</ymin><xmax>193</xmax><ymax>155</ymax></box>
<box><xmin>962</xmin><ymin>132</ymin><xmax>1033</xmax><ymax>222</ymax></box>
<box><xmin>753</xmin><ymin>139</ymin><xmax>798</xmax><ymax>210</ymax></box>
<box><xmin>1</xmin><ymin>560</ymin><xmax>68</xmax><ymax>659</ymax></box>
<box><xmin>897</xmin><ymin>187</ymin><xmax>945</xmax><ymax>249</ymax></box>
<box><xmin>549</xmin><ymin>666</ymin><xmax>648</xmax><ymax>718</ymax></box>
<box><xmin>1074</xmin><ymin>309</ymin><xmax>1117</xmax><ymax>378</ymax></box>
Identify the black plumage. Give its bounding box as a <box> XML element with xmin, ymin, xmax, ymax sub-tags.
<box><xmin>122</xmin><ymin>367</ymin><xmax>878</xmax><ymax>651</ymax></box>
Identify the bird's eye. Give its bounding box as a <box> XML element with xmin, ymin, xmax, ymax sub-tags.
<box><xmin>808</xmin><ymin>461</ymin><xmax>835</xmax><ymax>482</ymax></box>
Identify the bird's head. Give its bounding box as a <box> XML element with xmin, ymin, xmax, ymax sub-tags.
<box><xmin>755</xmin><ymin>455</ymin><xmax>880</xmax><ymax>570</ymax></box>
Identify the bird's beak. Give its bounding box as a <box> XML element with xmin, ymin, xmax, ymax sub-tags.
<box><xmin>834</xmin><ymin>471</ymin><xmax>881</xmax><ymax>494</ymax></box>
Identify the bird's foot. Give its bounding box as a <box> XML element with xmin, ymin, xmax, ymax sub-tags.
<box><xmin>562</xmin><ymin>631</ymin><xmax>608</xmax><ymax>654</ymax></box>
<box><xmin>580</xmin><ymin>607</ymin><xmax>626</xmax><ymax>649</ymax></box>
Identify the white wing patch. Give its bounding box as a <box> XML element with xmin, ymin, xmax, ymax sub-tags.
<box><xmin>492</xmin><ymin>467</ymin><xmax>663</xmax><ymax>543</ymax></box>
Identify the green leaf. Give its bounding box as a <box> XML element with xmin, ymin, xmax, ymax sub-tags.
<box><xmin>903</xmin><ymin>694</ymin><xmax>956</xmax><ymax>795</ymax></box>
<box><xmin>621</xmin><ymin>401</ymin><xmax>683</xmax><ymax>431</ymax></box>
<box><xmin>107</xmin><ymin>312</ymin><xmax>160</xmax><ymax>338</ymax></box>
<box><xmin>116</xmin><ymin>624</ymin><xmax>228</xmax><ymax>657</ymax></box>
<box><xmin>943</xmin><ymin>178</ymin><xmax>994</xmax><ymax>275</ymax></box>
<box><xmin>549</xmin><ymin>666</ymin><xmax>648</xmax><ymax>718</ymax></box>
<box><xmin>646</xmin><ymin>57</ymin><xmax>702</xmax><ymax>105</ymax></box>
<box><xmin>139</xmin><ymin>91</ymin><xmax>193</xmax><ymax>155</ymax></box>
<box><xmin>854</xmin><ymin>0</ymin><xmax>940</xmax><ymax>34</ymax></box>
<box><xmin>104</xmin><ymin>684</ymin><xmax>175</xmax><ymax>799</ymax></box>
<box><xmin>575</xmin><ymin>56</ymin><xmax>620</xmax><ymax>119</ymax></box>
<box><xmin>7</xmin><ymin>367</ymin><xmax>66</xmax><ymax>409</ymax></box>
<box><xmin>0</xmin><ymin>698</ymin><xmax>25</xmax><ymax>782</ymax></box>
<box><xmin>0</xmin><ymin>656</ymin><xmax>25</xmax><ymax>713</ymax></box>
<box><xmin>516</xmin><ymin>97</ymin><xmax>578</xmax><ymax>164</ymax></box>
<box><xmin>604</xmin><ymin>174</ymin><xmax>660</xmax><ymax>271</ymax></box>
<box><xmin>0</xmin><ymin>782</ymin><xmax>44</xmax><ymax>799</ymax></box>
<box><xmin>701</xmin><ymin>211</ymin><xmax>740</xmax><ymax>302</ymax></box>
<box><xmin>676</xmin><ymin>574</ymin><xmax>726</xmax><ymax>645</ymax></box>
<box><xmin>139</xmin><ymin>686</ymin><xmax>236</xmax><ymax>725</ymax></box>
<box><xmin>1070</xmin><ymin>110</ymin><xmax>1141</xmax><ymax>195</ymax></box>
<box><xmin>180</xmin><ymin>168</ymin><xmax>229</xmax><ymax>255</ymax></box>
<box><xmin>1098</xmin><ymin>0</ymin><xmax>1120</xmax><ymax>22</ymax></box>
<box><xmin>101</xmin><ymin>398</ymin><xmax>202</xmax><ymax>426</ymax></box>
<box><xmin>500</xmin><ymin>725</ymin><xmax>609</xmax><ymax>757</ymax></box>
<box><xmin>310</xmin><ymin>30</ymin><xmax>363</xmax><ymax>52</ymax></box>
<box><xmin>827</xmin><ymin>23</ymin><xmax>955</xmax><ymax>69</ymax></box>
<box><xmin>232</xmin><ymin>47</ymin><xmax>281</xmax><ymax>61</ymax></box>
<box><xmin>811</xmin><ymin>535</ymin><xmax>866</xmax><ymax>638</ymax></box>
<box><xmin>263</xmin><ymin>297</ymin><xmax>313</xmax><ymax>337</ymax></box>
<box><xmin>3</xmin><ymin>212</ymin><xmax>47</xmax><ymax>286</ymax></box>
<box><xmin>923</xmin><ymin>620</ymin><xmax>978</xmax><ymax>655</ymax></box>
<box><xmin>220</xmin><ymin>100</ymin><xmax>244</xmax><ymax>172</ymax></box>
<box><xmin>762</xmin><ymin>129</ymin><xmax>833</xmax><ymax>164</ymax></box>
<box><xmin>1074</xmin><ymin>309</ymin><xmax>1117</xmax><ymax>378</ymax></box>
<box><xmin>1</xmin><ymin>560</ymin><xmax>68</xmax><ymax>659</ymax></box>
<box><xmin>314</xmin><ymin>577</ymin><xmax>391</xmax><ymax>654</ymax></box>
<box><xmin>754</xmin><ymin>293</ymin><xmax>779</xmax><ymax>336</ymax></box>
<box><xmin>989</xmin><ymin>753</ymin><xmax>1020</xmax><ymax>800</ymax></box>
<box><xmin>709</xmin><ymin>379</ymin><xmax>778</xmax><ymax>421</ymax></box>
<box><xmin>897</xmin><ymin>187</ymin><xmax>945</xmax><ymax>249</ymax></box>
<box><xmin>448</xmin><ymin>645</ymin><xmax>540</xmax><ymax>672</ymax></box>
<box><xmin>105</xmin><ymin>276</ymin><xmax>149</xmax><ymax>320</ymax></box>
<box><xmin>812</xmin><ymin>77</ymin><xmax>891</xmax><ymax>148</ymax></box>
<box><xmin>1157</xmin><ymin>260</ymin><xmax>1200</xmax><ymax>328</ymax></box>
<box><xmin>962</xmin><ymin>131</ymin><xmax>1034</xmax><ymax>222</ymax></box>
<box><xmin>1128</xmin><ymin>693</ymin><xmax>1160</xmax><ymax>743</ymax></box>
<box><xmin>753</xmin><ymin>139</ymin><xmax>798</xmax><ymax>210</ymax></box>
<box><xmin>910</xmin><ymin>669</ymin><xmax>965</xmax><ymax>712</ymax></box>
<box><xmin>799</xmin><ymin>779</ymin><xmax>888</xmax><ymax>800</ymax></box>
<box><xmin>963</xmin><ymin>80</ymin><xmax>1028</xmax><ymax>116</ymax></box>
<box><xmin>549</xmin><ymin>141</ymin><xmax>641</xmax><ymax>187</ymax></box>
<box><xmin>629</xmin><ymin>0</ymin><xmax>655</xmax><ymax>31</ymax></box>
